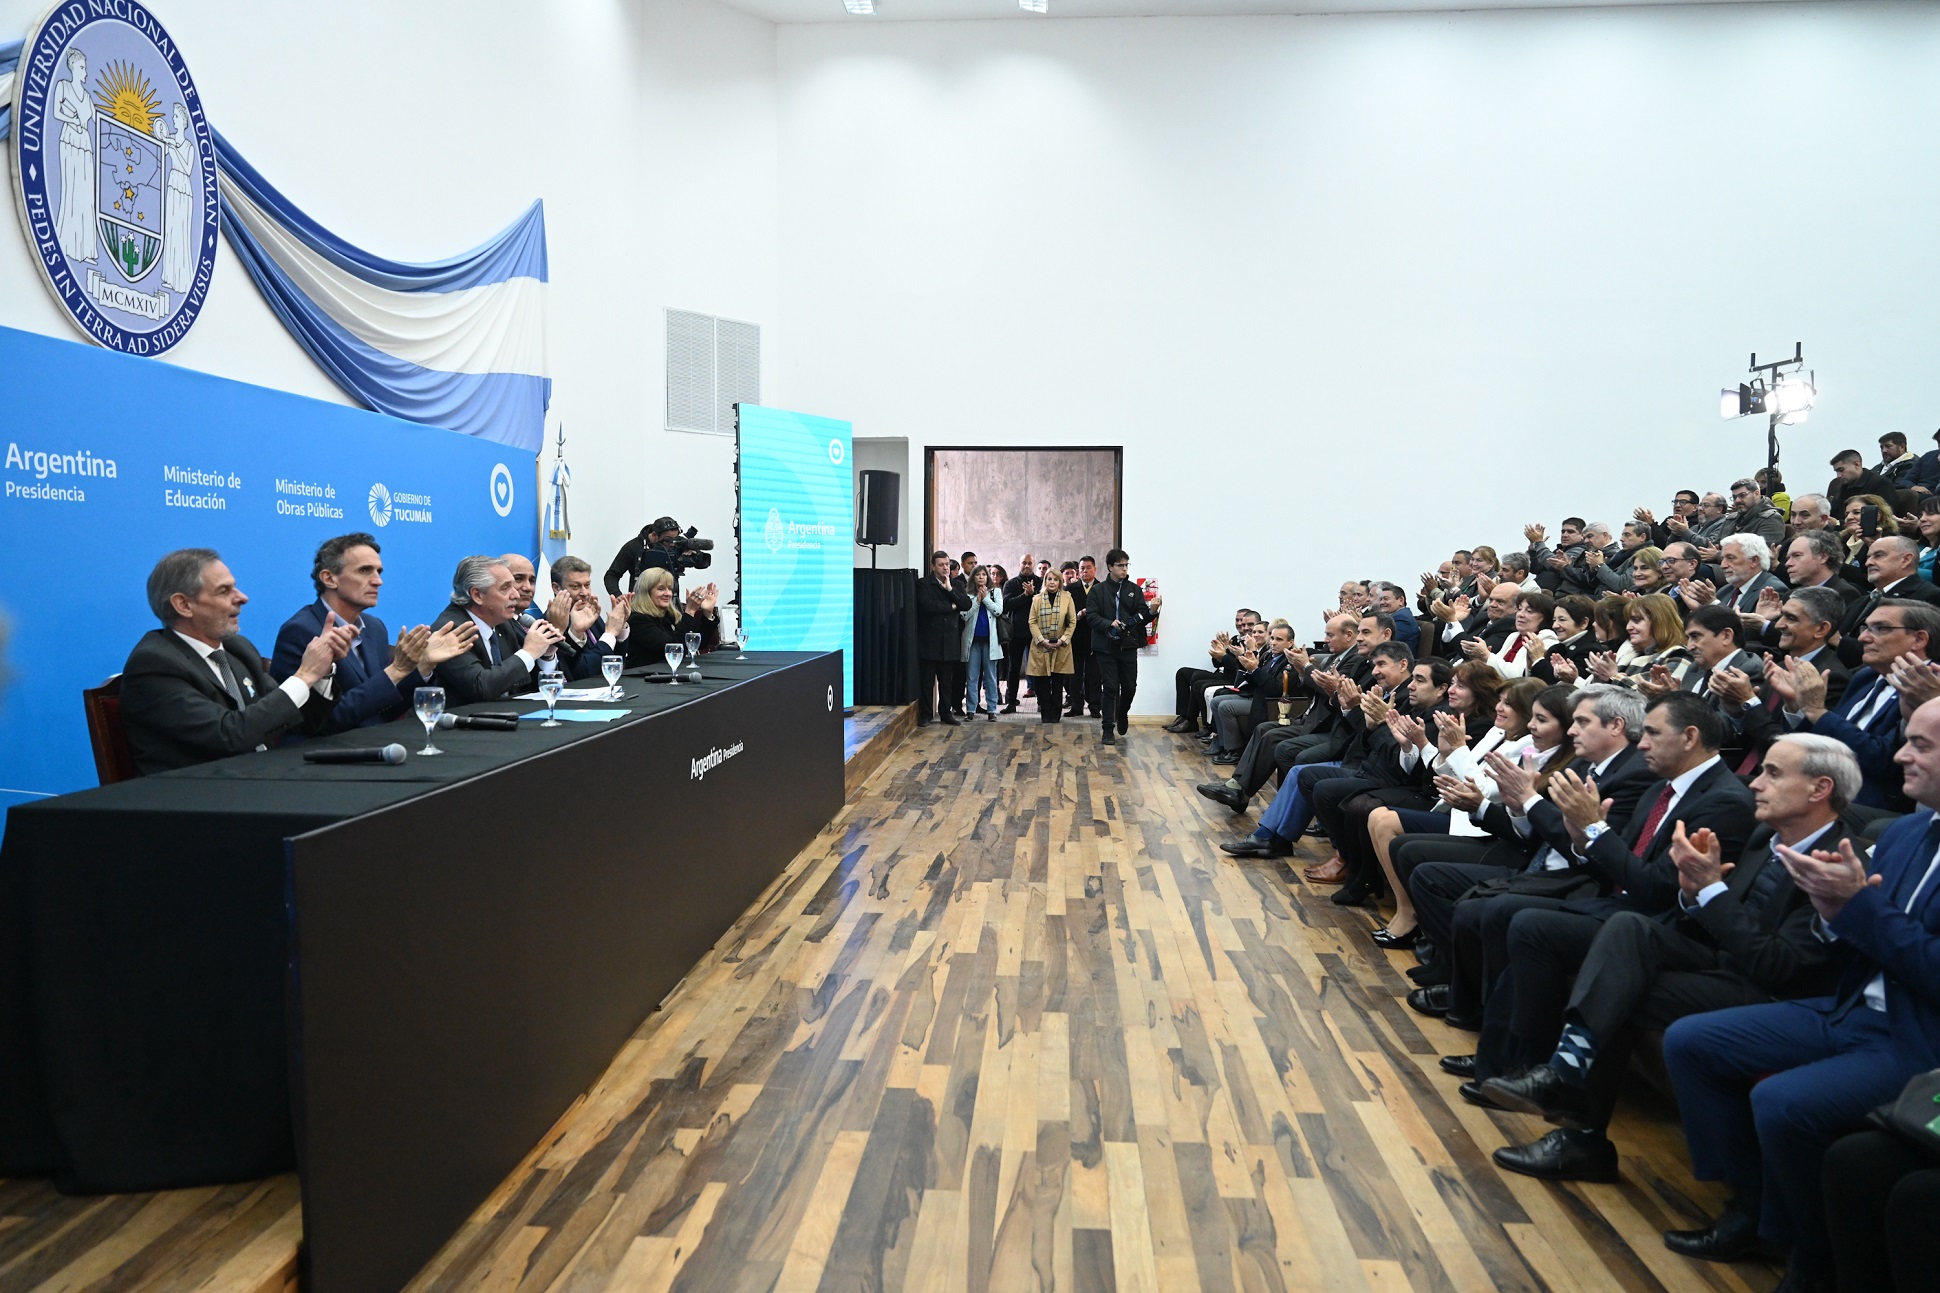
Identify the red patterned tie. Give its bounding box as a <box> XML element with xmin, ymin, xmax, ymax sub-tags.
<box><xmin>1504</xmin><ymin>634</ymin><xmax>1523</xmax><ymax>662</ymax></box>
<box><xmin>1632</xmin><ymin>783</ymin><xmax>1675</xmax><ymax>858</ymax></box>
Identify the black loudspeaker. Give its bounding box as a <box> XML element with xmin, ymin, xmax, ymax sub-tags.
<box><xmin>857</xmin><ymin>469</ymin><xmax>900</xmax><ymax>546</ymax></box>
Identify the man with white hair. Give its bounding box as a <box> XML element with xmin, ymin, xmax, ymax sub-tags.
<box><xmin>1709</xmin><ymin>533</ymin><xmax>1789</xmax><ymax>613</ymax></box>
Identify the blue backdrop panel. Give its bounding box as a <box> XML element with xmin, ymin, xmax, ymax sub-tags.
<box><xmin>736</xmin><ymin>405</ymin><xmax>854</xmax><ymax>708</ymax></box>
<box><xmin>0</xmin><ymin>325</ymin><xmax>537</xmax><ymax>826</ymax></box>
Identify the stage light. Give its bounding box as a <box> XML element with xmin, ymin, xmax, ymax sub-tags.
<box><xmin>1019</xmin><ymin>0</ymin><xmax>1050</xmax><ymax>11</ymax></box>
<box><xmin>844</xmin><ymin>0</ymin><xmax>874</xmax><ymax>12</ymax></box>
<box><xmin>1769</xmin><ymin>374</ymin><xmax>1816</xmax><ymax>424</ymax></box>
<box><xmin>1719</xmin><ymin>342</ymin><xmax>1814</xmax><ymax>469</ymax></box>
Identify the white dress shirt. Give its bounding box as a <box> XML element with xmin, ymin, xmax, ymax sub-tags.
<box><xmin>174</xmin><ymin>630</ymin><xmax>311</xmax><ymax>710</ymax></box>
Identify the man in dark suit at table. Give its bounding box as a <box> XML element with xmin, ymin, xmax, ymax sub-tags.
<box><xmin>272</xmin><ymin>533</ymin><xmax>478</xmax><ymax>735</ymax></box>
<box><xmin>1659</xmin><ymin>699</ymin><xmax>1940</xmax><ymax>1292</ymax></box>
<box><xmin>431</xmin><ymin>555</ymin><xmax>564</xmax><ymax>706</ymax></box>
<box><xmin>120</xmin><ymin>548</ymin><xmax>352</xmax><ymax>775</ymax></box>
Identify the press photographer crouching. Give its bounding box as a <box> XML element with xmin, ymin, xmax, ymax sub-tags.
<box><xmin>622</xmin><ymin>568</ymin><xmax>720</xmax><ymax>673</ymax></box>
<box><xmin>604</xmin><ymin>515</ymin><xmax>714</xmax><ymax>595</ymax></box>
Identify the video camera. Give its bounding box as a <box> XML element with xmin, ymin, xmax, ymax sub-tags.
<box><xmin>655</xmin><ymin>524</ymin><xmax>714</xmax><ymax>574</ymax></box>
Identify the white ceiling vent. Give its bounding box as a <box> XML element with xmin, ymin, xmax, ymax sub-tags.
<box><xmin>665</xmin><ymin>309</ymin><xmax>761</xmax><ymax>436</ymax></box>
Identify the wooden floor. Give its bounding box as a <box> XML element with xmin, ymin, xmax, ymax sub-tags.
<box><xmin>0</xmin><ymin>714</ymin><xmax>1781</xmax><ymax>1293</ymax></box>
<box><xmin>405</xmin><ymin>714</ymin><xmax>1780</xmax><ymax>1293</ymax></box>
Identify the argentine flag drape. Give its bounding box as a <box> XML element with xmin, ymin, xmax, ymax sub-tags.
<box><xmin>213</xmin><ymin>132</ymin><xmax>549</xmax><ymax>454</ymax></box>
<box><xmin>0</xmin><ymin>40</ymin><xmax>20</xmax><ymax>142</ymax></box>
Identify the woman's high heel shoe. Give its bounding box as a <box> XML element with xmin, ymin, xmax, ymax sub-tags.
<box><xmin>1371</xmin><ymin>925</ymin><xmax>1421</xmax><ymax>950</ymax></box>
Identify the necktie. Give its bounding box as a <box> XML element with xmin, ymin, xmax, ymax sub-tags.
<box><xmin>208</xmin><ymin>648</ymin><xmax>246</xmax><ymax>709</ymax></box>
<box><xmin>1632</xmin><ymin>783</ymin><xmax>1675</xmax><ymax>858</ymax></box>
<box><xmin>1740</xmin><ymin>843</ymin><xmax>1790</xmax><ymax>917</ymax></box>
<box><xmin>486</xmin><ymin>628</ymin><xmax>501</xmax><ymax>666</ymax></box>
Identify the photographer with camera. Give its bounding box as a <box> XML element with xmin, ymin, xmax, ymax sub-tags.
<box><xmin>1086</xmin><ymin>549</ymin><xmax>1161</xmax><ymax>747</ymax></box>
<box><xmin>604</xmin><ymin>516</ymin><xmax>714</xmax><ymax>596</ymax></box>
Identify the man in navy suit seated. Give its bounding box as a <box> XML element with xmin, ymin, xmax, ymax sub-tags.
<box><xmin>271</xmin><ymin>533</ymin><xmax>478</xmax><ymax>735</ymax></box>
<box><xmin>120</xmin><ymin>548</ymin><xmax>352</xmax><ymax>774</ymax></box>
<box><xmin>1660</xmin><ymin>696</ymin><xmax>1940</xmax><ymax>1291</ymax></box>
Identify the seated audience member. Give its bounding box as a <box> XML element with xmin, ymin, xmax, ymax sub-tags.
<box><xmin>1876</xmin><ymin>429</ymin><xmax>1926</xmax><ymax>502</ymax></box>
<box><xmin>1481</xmin><ymin>735</ymin><xmax>1861</xmax><ymax>1185</ymax></box>
<box><xmin>1526</xmin><ymin>519</ymin><xmax>1588</xmax><ymax>593</ymax></box>
<box><xmin>541</xmin><ymin>554</ymin><xmax>631</xmax><ymax>679</ymax></box>
<box><xmin>1207</xmin><ymin>620</ymin><xmax>1294</xmax><ymax>760</ymax></box>
<box><xmin>1498</xmin><ymin>551</ymin><xmax>1539</xmax><ymax>593</ymax></box>
<box><xmin>1725</xmin><ymin>477</ymin><xmax>1788</xmax><ymax>548</ymax></box>
<box><xmin>1198</xmin><ymin>613</ymin><xmax>1360</xmax><ymax>810</ymax></box>
<box><xmin>1687</xmin><ymin>492</ymin><xmax>1734</xmax><ymax>560</ymax></box>
<box><xmin>1837</xmin><ymin>535</ymin><xmax>1940</xmax><ymax>667</ymax></box>
<box><xmin>1365</xmin><ymin>676</ymin><xmax>1547</xmax><ymax>947</ymax></box>
<box><xmin>1769</xmin><ymin>597</ymin><xmax>1940</xmax><ymax>808</ymax></box>
<box><xmin>1787</xmin><ymin>491</ymin><xmax>1836</xmax><ymax>535</ymax></box>
<box><xmin>1716</xmin><ymin>588</ymin><xmax>1851</xmax><ymax>776</ymax></box>
<box><xmin>1624</xmin><ymin>545</ymin><xmax>1669</xmax><ymax>594</ymax></box>
<box><xmin>1371</xmin><ymin>581</ymin><xmax>1420</xmax><ymax>653</ymax></box>
<box><xmin>1221</xmin><ymin>641</ymin><xmax>1413</xmax><ymax>859</ymax></box>
<box><xmin>1589</xmin><ymin>521</ymin><xmax>1652</xmax><ymax>593</ymax></box>
<box><xmin>1532</xmin><ymin>596</ymin><xmax>1598</xmax><ymax>684</ymax></box>
<box><xmin>272</xmin><ymin>532</ymin><xmax>477</xmax><ymax>734</ymax></box>
<box><xmin>1586</xmin><ymin>592</ymin><xmax>1694</xmax><ymax>690</ymax></box>
<box><xmin>1640</xmin><ymin>490</ymin><xmax>1702</xmax><ymax>549</ymax></box>
<box><xmin>1837</xmin><ymin>493</ymin><xmax>1900</xmax><ymax>581</ymax></box>
<box><xmin>622</xmin><ymin>567</ymin><xmax>721</xmax><ymax>671</ymax></box>
<box><xmin>1773</xmin><ymin>530</ymin><xmax>1864</xmax><ymax>620</ymax></box>
<box><xmin>1465</xmin><ymin>590</ymin><xmax>1556</xmax><ymax>678</ymax></box>
<box><xmin>1303</xmin><ymin>655</ymin><xmax>1454</xmax><ymax>899</ymax></box>
<box><xmin>1822</xmin><ymin>1122</ymin><xmax>1940</xmax><ymax>1293</ymax></box>
<box><xmin>1756</xmin><ymin>466</ymin><xmax>1789</xmax><ymax>512</ymax></box>
<box><xmin>1248</xmin><ymin>613</ymin><xmax>1380</xmax><ymax>787</ymax></box>
<box><xmin>121</xmin><ymin>548</ymin><xmax>349</xmax><ymax>774</ymax></box>
<box><xmin>1655</xmin><ymin>542</ymin><xmax>1706</xmax><ymax>613</ymax></box>
<box><xmin>1440</xmin><ymin>581</ymin><xmax>1520</xmax><ymax>658</ymax></box>
<box><xmin>1430</xmin><ymin>693</ymin><xmax>1760</xmax><ymax>1070</ymax></box>
<box><xmin>432</xmin><ymin>555</ymin><xmax>566</xmax><ymax>705</ymax></box>
<box><xmin>1917</xmin><ymin>497</ymin><xmax>1940</xmax><ymax>582</ymax></box>
<box><xmin>1169</xmin><ymin>607</ymin><xmax>1258</xmax><ymax>732</ymax></box>
<box><xmin>1668</xmin><ymin>603</ymin><xmax>1765</xmax><ymax>702</ymax></box>
<box><xmin>1659</xmin><ymin>698</ymin><xmax>1940</xmax><ymax>1292</ymax></box>
<box><xmin>1402</xmin><ymin>686</ymin><xmax>1651</xmax><ymax>1008</ymax></box>
<box><xmin>1026</xmin><ymin>568</ymin><xmax>1078</xmax><ymax>721</ymax></box>
<box><xmin>1197</xmin><ymin>620</ymin><xmax>1269</xmax><ymax>743</ymax></box>
<box><xmin>1704</xmin><ymin>534</ymin><xmax>1788</xmax><ymax>613</ymax></box>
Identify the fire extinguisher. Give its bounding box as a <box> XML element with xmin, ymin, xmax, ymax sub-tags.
<box><xmin>1138</xmin><ymin>577</ymin><xmax>1160</xmax><ymax>652</ymax></box>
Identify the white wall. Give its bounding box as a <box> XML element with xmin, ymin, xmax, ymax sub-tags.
<box><xmin>776</xmin><ymin>2</ymin><xmax>1940</xmax><ymax>708</ymax></box>
<box><xmin>0</xmin><ymin>0</ymin><xmax>778</xmax><ymax>600</ymax></box>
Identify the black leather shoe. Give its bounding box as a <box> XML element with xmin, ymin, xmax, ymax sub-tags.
<box><xmin>940</xmin><ymin>715</ymin><xmax>961</xmax><ymax>726</ymax></box>
<box><xmin>1197</xmin><ymin>783</ymin><xmax>1248</xmax><ymax>811</ymax></box>
<box><xmin>1663</xmin><ymin>1195</ymin><xmax>1764</xmax><ymax>1263</ymax></box>
<box><xmin>1407</xmin><ymin>962</ymin><xmax>1448</xmax><ymax>985</ymax></box>
<box><xmin>1442</xmin><ymin>1010</ymin><xmax>1482</xmax><ymax>1032</ymax></box>
<box><xmin>1164</xmin><ymin>718</ymin><xmax>1197</xmax><ymax>734</ymax></box>
<box><xmin>1118</xmin><ymin>717</ymin><xmax>1129</xmax><ymax>736</ymax></box>
<box><xmin>1482</xmin><ymin>1064</ymin><xmax>1591</xmax><ymax>1126</ymax></box>
<box><xmin>1210</xmin><ymin>751</ymin><xmax>1240</xmax><ymax>765</ymax></box>
<box><xmin>1000</xmin><ymin>704</ymin><xmax>1018</xmax><ymax>714</ymax></box>
<box><xmin>1220</xmin><ymin>837</ymin><xmax>1290</xmax><ymax>858</ymax></box>
<box><xmin>1493</xmin><ymin>1128</ymin><xmax>1620</xmax><ymax>1182</ymax></box>
<box><xmin>1372</xmin><ymin>926</ymin><xmax>1421</xmax><ymax>950</ymax></box>
<box><xmin>1331</xmin><ymin>882</ymin><xmax>1375</xmax><ymax>907</ymax></box>
<box><xmin>1101</xmin><ymin>732</ymin><xmax>1116</xmax><ymax>746</ymax></box>
<box><xmin>1407</xmin><ymin>985</ymin><xmax>1450</xmax><ymax>1017</ymax></box>
<box><xmin>1458</xmin><ymin>1080</ymin><xmax>1505</xmax><ymax>1109</ymax></box>
<box><xmin>1438</xmin><ymin>1054</ymin><xmax>1476</xmax><ymax>1077</ymax></box>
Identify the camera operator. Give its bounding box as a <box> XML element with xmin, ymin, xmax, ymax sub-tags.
<box><xmin>604</xmin><ymin>515</ymin><xmax>714</xmax><ymax>595</ymax></box>
<box><xmin>1085</xmin><ymin>548</ymin><xmax>1162</xmax><ymax>747</ymax></box>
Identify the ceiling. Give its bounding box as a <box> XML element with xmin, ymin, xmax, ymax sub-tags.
<box><xmin>720</xmin><ymin>0</ymin><xmax>1779</xmax><ymax>24</ymax></box>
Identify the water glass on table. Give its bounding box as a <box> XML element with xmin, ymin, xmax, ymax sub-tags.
<box><xmin>684</xmin><ymin>631</ymin><xmax>702</xmax><ymax>677</ymax></box>
<box><xmin>602</xmin><ymin>654</ymin><xmax>624</xmax><ymax>700</ymax></box>
<box><xmin>663</xmin><ymin>642</ymin><xmax>684</xmax><ymax>682</ymax></box>
<box><xmin>414</xmin><ymin>687</ymin><xmax>445</xmax><ymax>755</ymax></box>
<box><xmin>539</xmin><ymin>675</ymin><xmax>564</xmax><ymax>726</ymax></box>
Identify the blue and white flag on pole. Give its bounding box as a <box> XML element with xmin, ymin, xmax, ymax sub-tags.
<box><xmin>212</xmin><ymin>131</ymin><xmax>550</xmax><ymax>454</ymax></box>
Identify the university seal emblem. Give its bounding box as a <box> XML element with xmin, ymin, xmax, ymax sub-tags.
<box><xmin>8</xmin><ymin>1</ymin><xmax>217</xmax><ymax>354</ymax></box>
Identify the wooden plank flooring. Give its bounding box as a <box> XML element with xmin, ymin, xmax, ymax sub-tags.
<box><xmin>401</xmin><ymin>715</ymin><xmax>1783</xmax><ymax>1293</ymax></box>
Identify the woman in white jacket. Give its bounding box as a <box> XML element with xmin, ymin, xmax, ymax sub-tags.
<box><xmin>1462</xmin><ymin>590</ymin><xmax>1559</xmax><ymax>679</ymax></box>
<box><xmin>959</xmin><ymin>565</ymin><xmax>1005</xmax><ymax>720</ymax></box>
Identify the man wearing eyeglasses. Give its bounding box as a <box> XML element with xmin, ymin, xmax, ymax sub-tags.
<box><xmin>1764</xmin><ymin>597</ymin><xmax>1940</xmax><ymax>808</ymax></box>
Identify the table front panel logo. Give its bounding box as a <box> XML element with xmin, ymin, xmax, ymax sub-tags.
<box><xmin>489</xmin><ymin>463</ymin><xmax>514</xmax><ymax>517</ymax></box>
<box><xmin>10</xmin><ymin>1</ymin><xmax>219</xmax><ymax>354</ymax></box>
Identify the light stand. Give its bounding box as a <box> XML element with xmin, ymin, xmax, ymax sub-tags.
<box><xmin>1720</xmin><ymin>342</ymin><xmax>1815</xmax><ymax>472</ymax></box>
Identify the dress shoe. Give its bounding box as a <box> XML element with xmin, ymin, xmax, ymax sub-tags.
<box><xmin>917</xmin><ymin>718</ymin><xmax>932</xmax><ymax>728</ymax></box>
<box><xmin>940</xmin><ymin>715</ymin><xmax>961</xmax><ymax>726</ymax></box>
<box><xmin>1221</xmin><ymin>837</ymin><xmax>1291</xmax><ymax>858</ymax></box>
<box><xmin>1331</xmin><ymin>884</ymin><xmax>1375</xmax><ymax>908</ymax></box>
<box><xmin>1305</xmin><ymin>857</ymin><xmax>1347</xmax><ymax>884</ymax></box>
<box><xmin>1196</xmin><ymin>732</ymin><xmax>1215</xmax><ymax>745</ymax></box>
<box><xmin>1196</xmin><ymin>783</ymin><xmax>1249</xmax><ymax>812</ymax></box>
<box><xmin>1481</xmin><ymin>1064</ymin><xmax>1591</xmax><ymax>1126</ymax></box>
<box><xmin>1372</xmin><ymin>925</ymin><xmax>1421</xmax><ymax>950</ymax></box>
<box><xmin>1210</xmin><ymin>751</ymin><xmax>1239</xmax><ymax>765</ymax></box>
<box><xmin>1458</xmin><ymin>1080</ymin><xmax>1505</xmax><ymax>1110</ymax></box>
<box><xmin>1438</xmin><ymin>1054</ymin><xmax>1476</xmax><ymax>1078</ymax></box>
<box><xmin>1493</xmin><ymin>1128</ymin><xmax>1620</xmax><ymax>1183</ymax></box>
<box><xmin>1164</xmin><ymin>717</ymin><xmax>1197</xmax><ymax>734</ymax></box>
<box><xmin>1101</xmin><ymin>731</ymin><xmax>1116</xmax><ymax>746</ymax></box>
<box><xmin>1407</xmin><ymin>985</ymin><xmax>1450</xmax><ymax>1017</ymax></box>
<box><xmin>1441</xmin><ymin>1010</ymin><xmax>1482</xmax><ymax>1032</ymax></box>
<box><xmin>1408</xmin><ymin>962</ymin><xmax>1449</xmax><ymax>986</ymax></box>
<box><xmin>1118</xmin><ymin>716</ymin><xmax>1129</xmax><ymax>736</ymax></box>
<box><xmin>1663</xmin><ymin>1195</ymin><xmax>1765</xmax><ymax>1263</ymax></box>
<box><xmin>985</xmin><ymin>712</ymin><xmax>996</xmax><ymax>722</ymax></box>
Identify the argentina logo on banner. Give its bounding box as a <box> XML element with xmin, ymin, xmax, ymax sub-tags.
<box><xmin>8</xmin><ymin>1</ymin><xmax>218</xmax><ymax>355</ymax></box>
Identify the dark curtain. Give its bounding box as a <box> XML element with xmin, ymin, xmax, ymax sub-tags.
<box><xmin>854</xmin><ymin>570</ymin><xmax>918</xmax><ymax>705</ymax></box>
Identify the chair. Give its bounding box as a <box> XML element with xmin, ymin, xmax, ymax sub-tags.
<box><xmin>82</xmin><ymin>675</ymin><xmax>138</xmax><ymax>785</ymax></box>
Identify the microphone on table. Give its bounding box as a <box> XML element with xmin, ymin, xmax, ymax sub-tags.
<box><xmin>304</xmin><ymin>743</ymin><xmax>408</xmax><ymax>765</ymax></box>
<box><xmin>437</xmin><ymin>714</ymin><xmax>520</xmax><ymax>732</ymax></box>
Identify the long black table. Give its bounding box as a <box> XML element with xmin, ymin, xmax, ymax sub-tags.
<box><xmin>0</xmin><ymin>651</ymin><xmax>844</xmax><ymax>1292</ymax></box>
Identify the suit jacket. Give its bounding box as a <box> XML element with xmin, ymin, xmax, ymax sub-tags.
<box><xmin>1510</xmin><ymin>744</ymin><xmax>1655</xmax><ymax>859</ymax></box>
<box><xmin>1085</xmin><ymin>578</ymin><xmax>1154</xmax><ymax>655</ymax></box>
<box><xmin>271</xmin><ymin>601</ymin><xmax>421</xmax><ymax>734</ymax></box>
<box><xmin>430</xmin><ymin>606</ymin><xmax>539</xmax><ymax>705</ymax></box>
<box><xmin>1836</xmin><ymin>576</ymin><xmax>1940</xmax><ymax>669</ymax></box>
<box><xmin>1734</xmin><ymin>647</ymin><xmax>1851</xmax><ymax>768</ymax></box>
<box><xmin>1824</xmin><ymin>809</ymin><xmax>1940</xmax><ymax>1069</ymax></box>
<box><xmin>1668</xmin><ymin>822</ymin><xmax>1853</xmax><ymax>998</ymax></box>
<box><xmin>1569</xmin><ymin>760</ymin><xmax>1759</xmax><ymax>913</ymax></box>
<box><xmin>1069</xmin><ymin>579</ymin><xmax>1099</xmax><ymax>655</ymax></box>
<box><xmin>119</xmin><ymin>629</ymin><xmax>328</xmax><ymax>775</ymax></box>
<box><xmin>1241</xmin><ymin>652</ymin><xmax>1294</xmax><ymax>727</ymax></box>
<box><xmin>1829</xmin><ymin>466</ymin><xmax>1898</xmax><ymax>518</ymax></box>
<box><xmin>1799</xmin><ymin>666</ymin><xmax>1911</xmax><ymax>808</ymax></box>
<box><xmin>915</xmin><ymin>575</ymin><xmax>971</xmax><ymax>661</ymax></box>
<box><xmin>1720</xmin><ymin>570</ymin><xmax>1789</xmax><ymax>613</ymax></box>
<box><xmin>1388</xmin><ymin>606</ymin><xmax>1421</xmax><ymax>654</ymax></box>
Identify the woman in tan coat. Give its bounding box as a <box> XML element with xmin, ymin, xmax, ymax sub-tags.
<box><xmin>1027</xmin><ymin>568</ymin><xmax>1078</xmax><ymax>722</ymax></box>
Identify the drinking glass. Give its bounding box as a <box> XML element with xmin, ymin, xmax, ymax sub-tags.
<box><xmin>663</xmin><ymin>642</ymin><xmax>685</xmax><ymax>682</ymax></box>
<box><xmin>684</xmin><ymin>631</ymin><xmax>702</xmax><ymax>675</ymax></box>
<box><xmin>414</xmin><ymin>686</ymin><xmax>445</xmax><ymax>755</ymax></box>
<box><xmin>602</xmin><ymin>654</ymin><xmax>624</xmax><ymax>700</ymax></box>
<box><xmin>734</xmin><ymin>626</ymin><xmax>749</xmax><ymax>659</ymax></box>
<box><xmin>539</xmin><ymin>675</ymin><xmax>564</xmax><ymax>726</ymax></box>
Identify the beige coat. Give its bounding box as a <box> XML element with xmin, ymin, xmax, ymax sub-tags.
<box><xmin>1026</xmin><ymin>590</ymin><xmax>1077</xmax><ymax>676</ymax></box>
